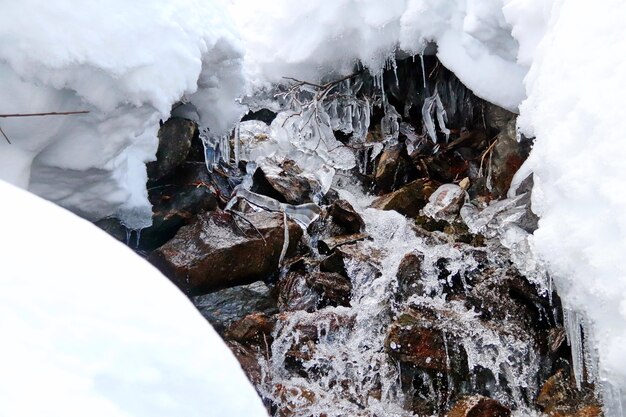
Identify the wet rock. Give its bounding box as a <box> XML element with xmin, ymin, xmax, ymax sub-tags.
<box><xmin>278</xmin><ymin>271</ymin><xmax>319</xmax><ymax>312</ymax></box>
<box><xmin>193</xmin><ymin>281</ymin><xmax>277</xmax><ymax>333</ymax></box>
<box><xmin>252</xmin><ymin>159</ymin><xmax>320</xmax><ymax>205</ymax></box>
<box><xmin>141</xmin><ymin>162</ymin><xmax>219</xmax><ymax>250</ymax></box>
<box><xmin>327</xmin><ymin>199</ymin><xmax>365</xmax><ymax>234</ymax></box>
<box><xmin>484</xmin><ymin>103</ymin><xmax>517</xmax><ymax>133</ymax></box>
<box><xmin>537</xmin><ymin>369</ymin><xmax>602</xmax><ymax>417</ymax></box>
<box><xmin>386</xmin><ymin>309</ymin><xmax>452</xmax><ymax>372</ymax></box>
<box><xmin>422</xmin><ymin>183</ymin><xmax>467</xmax><ymax>221</ymax></box>
<box><xmin>320</xmin><ymin>252</ymin><xmax>347</xmax><ymax>276</ymax></box>
<box><xmin>306</xmin><ymin>272</ymin><xmax>352</xmax><ymax>308</ymax></box>
<box><xmin>276</xmin><ymin>310</ymin><xmax>356</xmax><ymax>372</ymax></box>
<box><xmin>225</xmin><ymin>312</ymin><xmax>276</xmax><ymax>347</ymax></box>
<box><xmin>150</xmin><ymin>210</ymin><xmax>302</xmax><ymax>294</ymax></box>
<box><xmin>278</xmin><ymin>270</ymin><xmax>352</xmax><ymax>312</ymax></box>
<box><xmin>370</xmin><ymin>179</ymin><xmax>438</xmax><ymax>218</ymax></box>
<box><xmin>447</xmin><ymin>395</ymin><xmax>511</xmax><ymax>417</ymax></box>
<box><xmin>396</xmin><ymin>251</ymin><xmax>426</xmax><ymax>300</ymax></box>
<box><xmin>147</xmin><ymin>117</ymin><xmax>197</xmax><ymax>182</ymax></box>
<box><xmin>375</xmin><ymin>144</ymin><xmax>414</xmax><ymax>192</ymax></box>
<box><xmin>487</xmin><ymin>119</ymin><xmax>531</xmax><ymax>199</ymax></box>
<box><xmin>318</xmin><ymin>233</ymin><xmax>369</xmax><ymax>255</ymax></box>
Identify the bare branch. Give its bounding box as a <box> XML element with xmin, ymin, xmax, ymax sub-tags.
<box><xmin>0</xmin><ymin>111</ymin><xmax>89</xmax><ymax>118</ymax></box>
<box><xmin>0</xmin><ymin>126</ymin><xmax>10</xmax><ymax>144</ymax></box>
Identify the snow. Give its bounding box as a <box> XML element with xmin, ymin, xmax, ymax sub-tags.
<box><xmin>0</xmin><ymin>180</ymin><xmax>268</xmax><ymax>417</ymax></box>
<box><xmin>0</xmin><ymin>0</ymin><xmax>245</xmax><ymax>229</ymax></box>
<box><xmin>230</xmin><ymin>0</ymin><xmax>528</xmax><ymax>111</ymax></box>
<box><xmin>2</xmin><ymin>0</ymin><xmax>626</xmax><ymax>412</ymax></box>
<box><xmin>517</xmin><ymin>0</ymin><xmax>626</xmax><ymax>411</ymax></box>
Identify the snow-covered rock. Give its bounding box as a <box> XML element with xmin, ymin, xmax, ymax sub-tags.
<box><xmin>0</xmin><ymin>0</ymin><xmax>245</xmax><ymax>229</ymax></box>
<box><xmin>0</xmin><ymin>180</ymin><xmax>268</xmax><ymax>417</ymax></box>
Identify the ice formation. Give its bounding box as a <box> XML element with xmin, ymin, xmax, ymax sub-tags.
<box><xmin>0</xmin><ymin>0</ymin><xmax>245</xmax><ymax>229</ymax></box>
<box><xmin>0</xmin><ymin>180</ymin><xmax>268</xmax><ymax>417</ymax></box>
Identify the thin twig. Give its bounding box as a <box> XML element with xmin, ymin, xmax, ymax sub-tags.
<box><xmin>0</xmin><ymin>126</ymin><xmax>10</xmax><ymax>144</ymax></box>
<box><xmin>0</xmin><ymin>111</ymin><xmax>89</xmax><ymax>118</ymax></box>
<box><xmin>479</xmin><ymin>136</ymin><xmax>499</xmax><ymax>175</ymax></box>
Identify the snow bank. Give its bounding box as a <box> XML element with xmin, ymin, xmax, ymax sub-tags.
<box><xmin>0</xmin><ymin>0</ymin><xmax>245</xmax><ymax>229</ymax></box>
<box><xmin>0</xmin><ymin>180</ymin><xmax>268</xmax><ymax>417</ymax></box>
<box><xmin>230</xmin><ymin>0</ymin><xmax>528</xmax><ymax>111</ymax></box>
<box><xmin>518</xmin><ymin>0</ymin><xmax>626</xmax><ymax>411</ymax></box>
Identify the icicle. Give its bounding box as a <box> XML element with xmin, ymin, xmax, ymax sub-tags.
<box><xmin>563</xmin><ymin>307</ymin><xmax>585</xmax><ymax>389</ymax></box>
<box><xmin>234</xmin><ymin>122</ymin><xmax>240</xmax><ymax>166</ymax></box>
<box><xmin>435</xmin><ymin>93</ymin><xmax>451</xmax><ymax>142</ymax></box>
<box><xmin>420</xmin><ymin>53</ymin><xmax>427</xmax><ymax>90</ymax></box>
<box><xmin>125</xmin><ymin>228</ymin><xmax>132</xmax><ymax>245</ymax></box>
<box><xmin>279</xmin><ymin>211</ymin><xmax>289</xmax><ymax>266</ymax></box>
<box><xmin>135</xmin><ymin>228</ymin><xmax>142</xmax><ymax>249</ymax></box>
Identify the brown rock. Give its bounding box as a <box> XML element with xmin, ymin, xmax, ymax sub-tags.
<box><xmin>386</xmin><ymin>312</ymin><xmax>449</xmax><ymax>371</ymax></box>
<box><xmin>327</xmin><ymin>199</ymin><xmax>365</xmax><ymax>234</ymax></box>
<box><xmin>375</xmin><ymin>144</ymin><xmax>404</xmax><ymax>192</ymax></box>
<box><xmin>370</xmin><ymin>179</ymin><xmax>438</xmax><ymax>218</ymax></box>
<box><xmin>447</xmin><ymin>395</ymin><xmax>511</xmax><ymax>417</ymax></box>
<box><xmin>318</xmin><ymin>232</ymin><xmax>369</xmax><ymax>255</ymax></box>
<box><xmin>252</xmin><ymin>159</ymin><xmax>320</xmax><ymax>204</ymax></box>
<box><xmin>306</xmin><ymin>271</ymin><xmax>352</xmax><ymax>307</ymax></box>
<box><xmin>396</xmin><ymin>251</ymin><xmax>426</xmax><ymax>299</ymax></box>
<box><xmin>277</xmin><ymin>271</ymin><xmax>319</xmax><ymax>312</ymax></box>
<box><xmin>488</xmin><ymin>120</ymin><xmax>531</xmax><ymax>199</ymax></box>
<box><xmin>149</xmin><ymin>210</ymin><xmax>302</xmax><ymax>294</ymax></box>
<box><xmin>537</xmin><ymin>369</ymin><xmax>602</xmax><ymax>417</ymax></box>
<box><xmin>225</xmin><ymin>312</ymin><xmax>276</xmax><ymax>346</ymax></box>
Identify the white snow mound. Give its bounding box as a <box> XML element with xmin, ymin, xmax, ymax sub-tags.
<box><xmin>0</xmin><ymin>0</ymin><xmax>245</xmax><ymax>229</ymax></box>
<box><xmin>0</xmin><ymin>180</ymin><xmax>268</xmax><ymax>417</ymax></box>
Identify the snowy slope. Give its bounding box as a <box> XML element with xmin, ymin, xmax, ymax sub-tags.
<box><xmin>0</xmin><ymin>0</ymin><xmax>245</xmax><ymax>229</ymax></box>
<box><xmin>519</xmin><ymin>0</ymin><xmax>626</xmax><ymax>411</ymax></box>
<box><xmin>0</xmin><ymin>180</ymin><xmax>268</xmax><ymax>417</ymax></box>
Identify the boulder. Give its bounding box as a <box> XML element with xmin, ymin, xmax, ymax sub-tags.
<box><xmin>193</xmin><ymin>281</ymin><xmax>277</xmax><ymax>333</ymax></box>
<box><xmin>150</xmin><ymin>210</ymin><xmax>302</xmax><ymax>294</ymax></box>
<box><xmin>147</xmin><ymin>117</ymin><xmax>197</xmax><ymax>181</ymax></box>
<box><xmin>370</xmin><ymin>179</ymin><xmax>438</xmax><ymax>218</ymax></box>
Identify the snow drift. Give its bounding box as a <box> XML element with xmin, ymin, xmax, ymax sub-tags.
<box><xmin>0</xmin><ymin>180</ymin><xmax>268</xmax><ymax>417</ymax></box>
<box><xmin>519</xmin><ymin>0</ymin><xmax>626</xmax><ymax>412</ymax></box>
<box><xmin>0</xmin><ymin>0</ymin><xmax>245</xmax><ymax>229</ymax></box>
